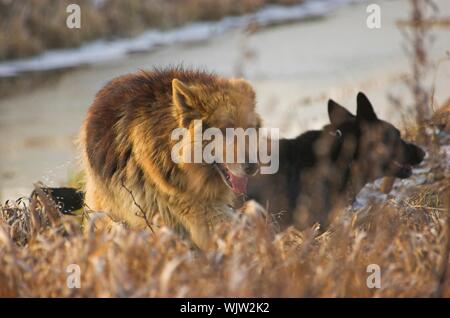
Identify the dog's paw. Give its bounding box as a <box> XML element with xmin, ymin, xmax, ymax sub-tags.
<box><xmin>238</xmin><ymin>199</ymin><xmax>268</xmax><ymax>221</ymax></box>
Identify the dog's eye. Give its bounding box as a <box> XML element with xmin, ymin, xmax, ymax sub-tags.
<box><xmin>385</xmin><ymin>129</ymin><xmax>400</xmax><ymax>142</ymax></box>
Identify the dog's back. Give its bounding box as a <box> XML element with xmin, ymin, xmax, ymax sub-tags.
<box><xmin>247</xmin><ymin>130</ymin><xmax>339</xmax><ymax>229</ymax></box>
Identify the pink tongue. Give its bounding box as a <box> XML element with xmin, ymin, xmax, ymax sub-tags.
<box><xmin>229</xmin><ymin>174</ymin><xmax>248</xmax><ymax>194</ymax></box>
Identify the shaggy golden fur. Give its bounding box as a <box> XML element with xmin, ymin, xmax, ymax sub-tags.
<box><xmin>80</xmin><ymin>68</ymin><xmax>260</xmax><ymax>249</ymax></box>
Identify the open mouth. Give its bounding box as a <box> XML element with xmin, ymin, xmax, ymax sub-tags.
<box><xmin>213</xmin><ymin>162</ymin><xmax>248</xmax><ymax>194</ymax></box>
<box><xmin>392</xmin><ymin>160</ymin><xmax>412</xmax><ymax>178</ymax></box>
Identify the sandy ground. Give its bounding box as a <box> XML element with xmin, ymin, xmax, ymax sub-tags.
<box><xmin>0</xmin><ymin>0</ymin><xmax>449</xmax><ymax>200</ymax></box>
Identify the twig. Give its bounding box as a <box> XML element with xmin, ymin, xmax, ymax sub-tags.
<box><xmin>32</xmin><ymin>183</ymin><xmax>61</xmax><ymax>228</ymax></box>
<box><xmin>433</xmin><ymin>185</ymin><xmax>450</xmax><ymax>297</ymax></box>
<box><xmin>120</xmin><ymin>179</ymin><xmax>155</xmax><ymax>234</ymax></box>
<box><xmin>430</xmin><ymin>56</ymin><xmax>450</xmax><ymax>112</ymax></box>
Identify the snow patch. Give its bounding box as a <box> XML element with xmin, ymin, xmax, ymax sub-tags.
<box><xmin>353</xmin><ymin>132</ymin><xmax>450</xmax><ymax>211</ymax></box>
<box><xmin>0</xmin><ymin>0</ymin><xmax>365</xmax><ymax>77</ymax></box>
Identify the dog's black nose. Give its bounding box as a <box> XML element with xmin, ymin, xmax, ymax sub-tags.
<box><xmin>244</xmin><ymin>163</ymin><xmax>259</xmax><ymax>176</ymax></box>
<box><xmin>407</xmin><ymin>143</ymin><xmax>426</xmax><ymax>165</ymax></box>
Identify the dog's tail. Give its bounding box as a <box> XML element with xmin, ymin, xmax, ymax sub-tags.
<box><xmin>30</xmin><ymin>187</ymin><xmax>85</xmax><ymax>215</ymax></box>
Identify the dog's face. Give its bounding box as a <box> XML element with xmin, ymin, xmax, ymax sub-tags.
<box><xmin>355</xmin><ymin>93</ymin><xmax>425</xmax><ymax>179</ymax></box>
<box><xmin>328</xmin><ymin>92</ymin><xmax>425</xmax><ymax>181</ymax></box>
<box><xmin>172</xmin><ymin>78</ymin><xmax>260</xmax><ymax>195</ymax></box>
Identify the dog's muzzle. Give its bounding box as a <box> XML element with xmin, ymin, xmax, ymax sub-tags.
<box><xmin>213</xmin><ymin>162</ymin><xmax>258</xmax><ymax>194</ymax></box>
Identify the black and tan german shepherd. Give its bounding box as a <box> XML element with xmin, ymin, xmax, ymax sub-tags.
<box><xmin>247</xmin><ymin>92</ymin><xmax>425</xmax><ymax>230</ymax></box>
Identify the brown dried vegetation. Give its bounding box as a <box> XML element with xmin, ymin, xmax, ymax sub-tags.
<box><xmin>1</xmin><ymin>140</ymin><xmax>449</xmax><ymax>297</ymax></box>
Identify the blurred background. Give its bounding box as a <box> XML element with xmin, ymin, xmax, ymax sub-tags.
<box><xmin>0</xmin><ymin>0</ymin><xmax>449</xmax><ymax>200</ymax></box>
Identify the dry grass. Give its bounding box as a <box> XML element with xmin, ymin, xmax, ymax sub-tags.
<box><xmin>0</xmin><ymin>0</ymin><xmax>305</xmax><ymax>61</ymax></box>
<box><xmin>1</xmin><ymin>148</ymin><xmax>449</xmax><ymax>297</ymax></box>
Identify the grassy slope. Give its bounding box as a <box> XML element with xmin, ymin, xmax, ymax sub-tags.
<box><xmin>0</xmin><ymin>129</ymin><xmax>449</xmax><ymax>297</ymax></box>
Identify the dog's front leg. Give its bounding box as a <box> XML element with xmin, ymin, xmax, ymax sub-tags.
<box><xmin>179</xmin><ymin>206</ymin><xmax>233</xmax><ymax>250</ymax></box>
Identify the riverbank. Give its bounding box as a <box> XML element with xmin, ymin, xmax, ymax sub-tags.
<box><xmin>1</xmin><ymin>0</ymin><xmax>309</xmax><ymax>61</ymax></box>
<box><xmin>0</xmin><ymin>0</ymin><xmax>358</xmax><ymax>78</ymax></box>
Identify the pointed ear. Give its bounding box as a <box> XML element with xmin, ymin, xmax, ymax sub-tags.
<box><xmin>356</xmin><ymin>92</ymin><xmax>377</xmax><ymax>122</ymax></box>
<box><xmin>172</xmin><ymin>78</ymin><xmax>196</xmax><ymax>111</ymax></box>
<box><xmin>328</xmin><ymin>99</ymin><xmax>355</xmax><ymax>126</ymax></box>
<box><xmin>230</xmin><ymin>78</ymin><xmax>254</xmax><ymax>94</ymax></box>
<box><xmin>172</xmin><ymin>79</ymin><xmax>200</xmax><ymax>127</ymax></box>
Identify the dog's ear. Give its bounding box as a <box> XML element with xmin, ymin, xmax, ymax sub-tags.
<box><xmin>356</xmin><ymin>92</ymin><xmax>377</xmax><ymax>122</ymax></box>
<box><xmin>172</xmin><ymin>78</ymin><xmax>196</xmax><ymax>111</ymax></box>
<box><xmin>230</xmin><ymin>78</ymin><xmax>255</xmax><ymax>96</ymax></box>
<box><xmin>328</xmin><ymin>99</ymin><xmax>355</xmax><ymax>126</ymax></box>
<box><xmin>172</xmin><ymin>78</ymin><xmax>201</xmax><ymax>127</ymax></box>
